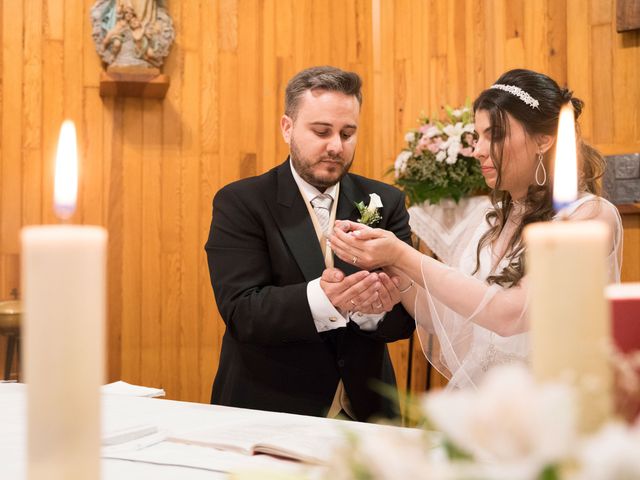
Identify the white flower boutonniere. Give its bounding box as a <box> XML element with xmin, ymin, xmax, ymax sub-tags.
<box><xmin>355</xmin><ymin>193</ymin><xmax>383</xmax><ymax>226</ymax></box>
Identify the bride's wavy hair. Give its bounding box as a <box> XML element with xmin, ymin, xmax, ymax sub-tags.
<box><xmin>472</xmin><ymin>69</ymin><xmax>604</xmax><ymax>287</ymax></box>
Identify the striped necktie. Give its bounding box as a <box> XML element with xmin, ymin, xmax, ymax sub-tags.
<box><xmin>311</xmin><ymin>194</ymin><xmax>333</xmax><ymax>235</ymax></box>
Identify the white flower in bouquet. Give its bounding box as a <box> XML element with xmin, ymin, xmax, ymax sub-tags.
<box><xmin>425</xmin><ymin>125</ymin><xmax>441</xmax><ymax>138</ymax></box>
<box><xmin>422</xmin><ymin>365</ymin><xmax>577</xmax><ymax>473</ymax></box>
<box><xmin>394</xmin><ymin>150</ymin><xmax>412</xmax><ymax>177</ymax></box>
<box><xmin>442</xmin><ymin>121</ymin><xmax>465</xmax><ymax>139</ymax></box>
<box><xmin>574</xmin><ymin>422</ymin><xmax>640</xmax><ymax>480</ymax></box>
<box><xmin>435</xmin><ymin>150</ymin><xmax>447</xmax><ymax>163</ymax></box>
<box><xmin>446</xmin><ymin>141</ymin><xmax>461</xmax><ymax>164</ymax></box>
<box><xmin>405</xmin><ymin>131</ymin><xmax>417</xmax><ymax>143</ymax></box>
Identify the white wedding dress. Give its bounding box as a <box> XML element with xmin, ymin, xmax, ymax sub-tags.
<box><xmin>414</xmin><ymin>194</ymin><xmax>623</xmax><ymax>390</ymax></box>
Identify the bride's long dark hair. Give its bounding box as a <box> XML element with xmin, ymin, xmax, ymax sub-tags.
<box><xmin>472</xmin><ymin>69</ymin><xmax>604</xmax><ymax>287</ymax></box>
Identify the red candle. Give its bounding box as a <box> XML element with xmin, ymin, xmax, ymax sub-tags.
<box><xmin>606</xmin><ymin>283</ymin><xmax>640</xmax><ymax>354</ymax></box>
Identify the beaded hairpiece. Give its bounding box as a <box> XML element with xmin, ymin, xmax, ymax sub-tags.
<box><xmin>490</xmin><ymin>84</ymin><xmax>540</xmax><ymax>109</ymax></box>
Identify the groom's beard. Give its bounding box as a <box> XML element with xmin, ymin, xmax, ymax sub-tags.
<box><xmin>289</xmin><ymin>137</ymin><xmax>354</xmax><ymax>191</ymax></box>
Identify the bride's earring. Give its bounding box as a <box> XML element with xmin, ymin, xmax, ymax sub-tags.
<box><xmin>535</xmin><ymin>152</ymin><xmax>547</xmax><ymax>186</ymax></box>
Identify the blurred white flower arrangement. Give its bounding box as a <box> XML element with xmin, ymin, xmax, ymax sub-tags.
<box><xmin>393</xmin><ymin>104</ymin><xmax>488</xmax><ymax>205</ymax></box>
<box><xmin>326</xmin><ymin>365</ymin><xmax>640</xmax><ymax>480</ymax></box>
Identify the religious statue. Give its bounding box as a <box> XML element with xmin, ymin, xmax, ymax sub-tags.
<box><xmin>90</xmin><ymin>0</ymin><xmax>175</xmax><ymax>70</ymax></box>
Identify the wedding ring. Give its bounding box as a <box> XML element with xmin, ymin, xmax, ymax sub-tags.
<box><xmin>350</xmin><ymin>299</ymin><xmax>357</xmax><ymax>307</ymax></box>
<box><xmin>352</xmin><ymin>256</ymin><xmax>358</xmax><ymax>264</ymax></box>
<box><xmin>374</xmin><ymin>303</ymin><xmax>383</xmax><ymax>309</ymax></box>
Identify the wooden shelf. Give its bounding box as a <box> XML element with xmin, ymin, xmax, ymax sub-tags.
<box><xmin>99</xmin><ymin>67</ymin><xmax>170</xmax><ymax>99</ymax></box>
<box><xmin>616</xmin><ymin>203</ymin><xmax>640</xmax><ymax>215</ymax></box>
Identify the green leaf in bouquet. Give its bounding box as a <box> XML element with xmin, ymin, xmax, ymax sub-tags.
<box><xmin>538</xmin><ymin>464</ymin><xmax>561</xmax><ymax>480</ymax></box>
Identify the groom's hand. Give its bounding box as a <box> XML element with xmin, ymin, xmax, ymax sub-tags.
<box><xmin>320</xmin><ymin>268</ymin><xmax>380</xmax><ymax>313</ymax></box>
<box><xmin>347</xmin><ymin>271</ymin><xmax>402</xmax><ymax>315</ymax></box>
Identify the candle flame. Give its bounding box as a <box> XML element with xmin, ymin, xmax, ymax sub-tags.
<box><xmin>54</xmin><ymin>120</ymin><xmax>78</xmax><ymax>220</ymax></box>
<box><xmin>553</xmin><ymin>104</ymin><xmax>578</xmax><ymax>212</ymax></box>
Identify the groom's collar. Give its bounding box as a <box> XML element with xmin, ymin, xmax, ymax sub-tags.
<box><xmin>288</xmin><ymin>159</ymin><xmax>339</xmax><ymax>204</ymax></box>
<box><xmin>276</xmin><ymin>157</ymin><xmax>365</xmax><ymax>214</ymax></box>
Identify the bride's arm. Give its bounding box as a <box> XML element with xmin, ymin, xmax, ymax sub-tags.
<box><xmin>383</xmin><ymin>265</ymin><xmax>419</xmax><ymax>319</ymax></box>
<box><xmin>331</xmin><ymin>224</ymin><xmax>527</xmax><ymax>336</ymax></box>
<box><xmin>391</xmin><ymin>242</ymin><xmax>528</xmax><ymax>336</ymax></box>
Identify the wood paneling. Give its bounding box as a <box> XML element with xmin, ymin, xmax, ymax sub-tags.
<box><xmin>1</xmin><ymin>0</ymin><xmax>639</xmax><ymax>402</ymax></box>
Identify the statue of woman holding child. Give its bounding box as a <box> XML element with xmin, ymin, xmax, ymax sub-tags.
<box><xmin>90</xmin><ymin>0</ymin><xmax>175</xmax><ymax>70</ymax></box>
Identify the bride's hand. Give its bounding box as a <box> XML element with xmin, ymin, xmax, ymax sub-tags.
<box><xmin>329</xmin><ymin>220</ymin><xmax>402</xmax><ymax>270</ymax></box>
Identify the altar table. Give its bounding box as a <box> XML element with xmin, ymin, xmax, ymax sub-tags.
<box><xmin>0</xmin><ymin>383</ymin><xmax>422</xmax><ymax>479</ymax></box>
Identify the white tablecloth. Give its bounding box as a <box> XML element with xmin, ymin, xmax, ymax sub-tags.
<box><xmin>0</xmin><ymin>383</ymin><xmax>423</xmax><ymax>479</ymax></box>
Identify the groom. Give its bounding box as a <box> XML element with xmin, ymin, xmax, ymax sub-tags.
<box><xmin>205</xmin><ymin>66</ymin><xmax>415</xmax><ymax>422</ymax></box>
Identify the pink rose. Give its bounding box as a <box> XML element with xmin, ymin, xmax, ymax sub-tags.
<box><xmin>419</xmin><ymin>123</ymin><xmax>433</xmax><ymax>135</ymax></box>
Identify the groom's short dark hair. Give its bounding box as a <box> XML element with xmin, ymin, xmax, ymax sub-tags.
<box><xmin>284</xmin><ymin>66</ymin><xmax>363</xmax><ymax>119</ymax></box>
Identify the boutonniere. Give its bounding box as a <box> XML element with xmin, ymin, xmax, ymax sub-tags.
<box><xmin>355</xmin><ymin>193</ymin><xmax>383</xmax><ymax>226</ymax></box>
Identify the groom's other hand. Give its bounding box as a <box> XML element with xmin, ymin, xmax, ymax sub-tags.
<box><xmin>320</xmin><ymin>268</ymin><xmax>380</xmax><ymax>313</ymax></box>
<box><xmin>351</xmin><ymin>271</ymin><xmax>402</xmax><ymax>315</ymax></box>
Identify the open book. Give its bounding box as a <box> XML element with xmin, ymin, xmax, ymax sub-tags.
<box><xmin>166</xmin><ymin>419</ymin><xmax>347</xmax><ymax>465</ymax></box>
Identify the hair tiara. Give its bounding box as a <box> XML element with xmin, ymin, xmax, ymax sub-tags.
<box><xmin>490</xmin><ymin>84</ymin><xmax>540</xmax><ymax>109</ymax></box>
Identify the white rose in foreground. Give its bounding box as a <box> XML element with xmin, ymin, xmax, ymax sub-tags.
<box><xmin>574</xmin><ymin>422</ymin><xmax>640</xmax><ymax>480</ymax></box>
<box><xmin>435</xmin><ymin>150</ymin><xmax>447</xmax><ymax>162</ymax></box>
<box><xmin>422</xmin><ymin>364</ymin><xmax>576</xmax><ymax>471</ymax></box>
<box><xmin>329</xmin><ymin>428</ymin><xmax>443</xmax><ymax>480</ymax></box>
<box><xmin>367</xmin><ymin>193</ymin><xmax>383</xmax><ymax>211</ymax></box>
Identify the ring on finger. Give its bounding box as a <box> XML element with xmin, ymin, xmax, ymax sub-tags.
<box><xmin>350</xmin><ymin>299</ymin><xmax>357</xmax><ymax>307</ymax></box>
<box><xmin>374</xmin><ymin>303</ymin><xmax>383</xmax><ymax>309</ymax></box>
<box><xmin>352</xmin><ymin>256</ymin><xmax>358</xmax><ymax>264</ymax></box>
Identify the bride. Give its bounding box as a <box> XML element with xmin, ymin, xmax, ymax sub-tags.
<box><xmin>329</xmin><ymin>69</ymin><xmax>623</xmax><ymax>389</ymax></box>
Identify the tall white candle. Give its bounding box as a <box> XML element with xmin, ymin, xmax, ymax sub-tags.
<box><xmin>525</xmin><ymin>221</ymin><xmax>611</xmax><ymax>433</ymax></box>
<box><xmin>524</xmin><ymin>104</ymin><xmax>612</xmax><ymax>433</ymax></box>
<box><xmin>22</xmin><ymin>121</ymin><xmax>107</xmax><ymax>479</ymax></box>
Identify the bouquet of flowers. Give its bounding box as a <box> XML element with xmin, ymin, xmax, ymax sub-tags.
<box><xmin>393</xmin><ymin>103</ymin><xmax>488</xmax><ymax>205</ymax></box>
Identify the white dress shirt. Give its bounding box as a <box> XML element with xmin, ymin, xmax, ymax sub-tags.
<box><xmin>289</xmin><ymin>161</ymin><xmax>385</xmax><ymax>333</ymax></box>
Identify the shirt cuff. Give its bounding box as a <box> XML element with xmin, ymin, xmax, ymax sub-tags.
<box><xmin>349</xmin><ymin>311</ymin><xmax>386</xmax><ymax>331</ymax></box>
<box><xmin>307</xmin><ymin>278</ymin><xmax>348</xmax><ymax>332</ymax></box>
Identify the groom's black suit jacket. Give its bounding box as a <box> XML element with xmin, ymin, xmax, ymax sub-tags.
<box><xmin>205</xmin><ymin>160</ymin><xmax>415</xmax><ymax>421</ymax></box>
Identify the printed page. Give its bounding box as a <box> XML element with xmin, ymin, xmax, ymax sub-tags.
<box><xmin>168</xmin><ymin>419</ymin><xmax>344</xmax><ymax>464</ymax></box>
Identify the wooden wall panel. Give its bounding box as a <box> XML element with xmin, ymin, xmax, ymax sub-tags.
<box><xmin>1</xmin><ymin>0</ymin><xmax>639</xmax><ymax>401</ymax></box>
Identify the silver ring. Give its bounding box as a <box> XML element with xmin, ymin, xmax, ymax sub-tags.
<box><xmin>352</xmin><ymin>256</ymin><xmax>358</xmax><ymax>264</ymax></box>
<box><xmin>374</xmin><ymin>303</ymin><xmax>383</xmax><ymax>309</ymax></box>
<box><xmin>350</xmin><ymin>299</ymin><xmax>357</xmax><ymax>307</ymax></box>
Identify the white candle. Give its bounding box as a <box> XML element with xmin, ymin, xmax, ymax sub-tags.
<box><xmin>525</xmin><ymin>221</ymin><xmax>611</xmax><ymax>433</ymax></box>
<box><xmin>524</xmin><ymin>104</ymin><xmax>612</xmax><ymax>433</ymax></box>
<box><xmin>22</xmin><ymin>120</ymin><xmax>107</xmax><ymax>479</ymax></box>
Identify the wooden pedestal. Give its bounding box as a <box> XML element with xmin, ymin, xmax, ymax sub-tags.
<box><xmin>100</xmin><ymin>67</ymin><xmax>170</xmax><ymax>99</ymax></box>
